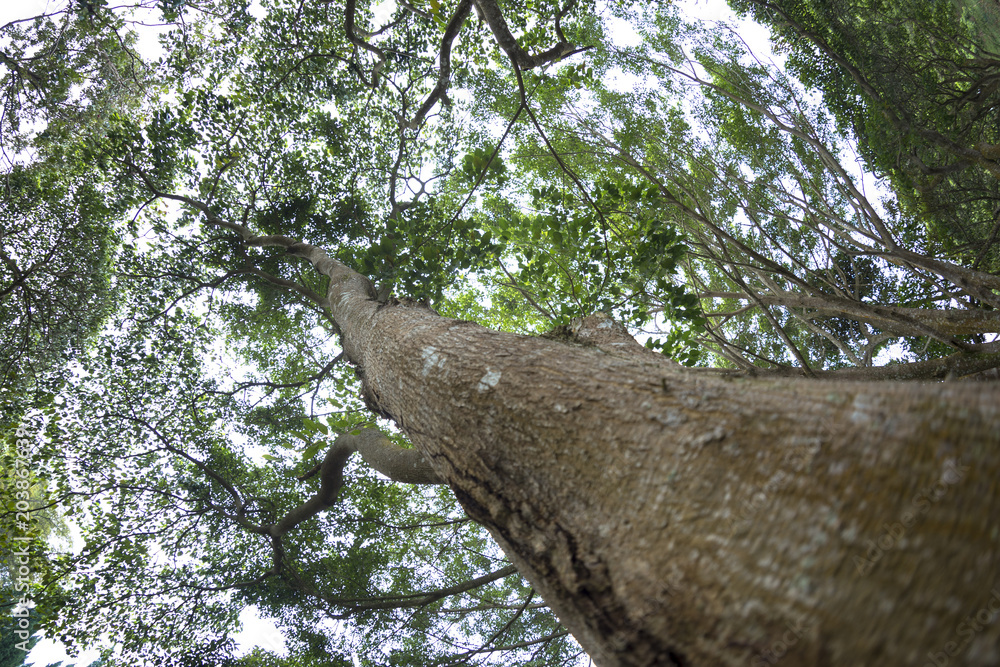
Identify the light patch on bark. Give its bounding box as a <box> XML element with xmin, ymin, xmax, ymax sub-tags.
<box><xmin>940</xmin><ymin>458</ymin><xmax>968</xmax><ymax>485</ymax></box>
<box><xmin>421</xmin><ymin>346</ymin><xmax>445</xmax><ymax>376</ymax></box>
<box><xmin>478</xmin><ymin>368</ymin><xmax>502</xmax><ymax>392</ymax></box>
<box><xmin>849</xmin><ymin>392</ymin><xmax>881</xmax><ymax>423</ymax></box>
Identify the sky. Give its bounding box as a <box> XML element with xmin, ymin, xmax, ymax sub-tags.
<box><xmin>1</xmin><ymin>0</ymin><xmax>767</xmax><ymax>664</ymax></box>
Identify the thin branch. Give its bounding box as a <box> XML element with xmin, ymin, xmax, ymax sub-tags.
<box><xmin>403</xmin><ymin>0</ymin><xmax>474</xmax><ymax>130</ymax></box>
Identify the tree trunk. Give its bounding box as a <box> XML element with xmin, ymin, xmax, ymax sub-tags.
<box><xmin>290</xmin><ymin>243</ymin><xmax>1000</xmax><ymax>666</ymax></box>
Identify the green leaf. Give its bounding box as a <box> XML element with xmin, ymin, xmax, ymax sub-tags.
<box><xmin>302</xmin><ymin>441</ymin><xmax>324</xmax><ymax>460</ymax></box>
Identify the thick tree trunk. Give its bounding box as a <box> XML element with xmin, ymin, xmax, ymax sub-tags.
<box><xmin>290</xmin><ymin>243</ymin><xmax>1000</xmax><ymax>666</ymax></box>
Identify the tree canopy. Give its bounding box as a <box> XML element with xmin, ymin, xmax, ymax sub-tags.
<box><xmin>1</xmin><ymin>0</ymin><xmax>998</xmax><ymax>664</ymax></box>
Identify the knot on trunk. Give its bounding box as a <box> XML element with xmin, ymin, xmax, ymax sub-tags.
<box><xmin>543</xmin><ymin>313</ymin><xmax>640</xmax><ymax>349</ymax></box>
<box><xmin>542</xmin><ymin>314</ymin><xmax>680</xmax><ymax>364</ymax></box>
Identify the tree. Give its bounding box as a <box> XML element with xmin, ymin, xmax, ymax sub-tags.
<box><xmin>1</xmin><ymin>0</ymin><xmax>154</xmax><ymax>417</ymax></box>
<box><xmin>3</xmin><ymin>0</ymin><xmax>1000</xmax><ymax>665</ymax></box>
<box><xmin>729</xmin><ymin>0</ymin><xmax>1000</xmax><ymax>271</ymax></box>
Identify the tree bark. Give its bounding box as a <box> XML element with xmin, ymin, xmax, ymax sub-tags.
<box><xmin>277</xmin><ymin>242</ymin><xmax>1000</xmax><ymax>667</ymax></box>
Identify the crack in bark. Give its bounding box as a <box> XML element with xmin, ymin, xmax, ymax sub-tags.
<box><xmin>451</xmin><ymin>470</ymin><xmax>689</xmax><ymax>667</ymax></box>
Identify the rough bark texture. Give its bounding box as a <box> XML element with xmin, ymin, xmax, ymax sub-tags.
<box><xmin>327</xmin><ymin>294</ymin><xmax>1000</xmax><ymax>666</ymax></box>
<box><xmin>275</xmin><ymin>242</ymin><xmax>1000</xmax><ymax>666</ymax></box>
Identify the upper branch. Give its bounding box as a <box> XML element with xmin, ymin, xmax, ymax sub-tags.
<box><xmin>344</xmin><ymin>0</ymin><xmax>387</xmax><ymax>87</ymax></box>
<box><xmin>474</xmin><ymin>0</ymin><xmax>581</xmax><ymax>70</ymax></box>
<box><xmin>403</xmin><ymin>0</ymin><xmax>474</xmax><ymax>129</ymax></box>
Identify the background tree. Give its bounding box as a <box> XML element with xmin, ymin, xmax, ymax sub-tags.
<box><xmin>499</xmin><ymin>8</ymin><xmax>1000</xmax><ymax>376</ymax></box>
<box><xmin>0</xmin><ymin>426</ymin><xmax>90</xmax><ymax>667</ymax></box>
<box><xmin>729</xmin><ymin>0</ymin><xmax>1000</xmax><ymax>270</ymax></box>
<box><xmin>1</xmin><ymin>0</ymin><xmax>158</xmax><ymax>419</ymax></box>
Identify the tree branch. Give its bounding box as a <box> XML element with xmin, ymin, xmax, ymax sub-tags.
<box><xmin>403</xmin><ymin>0</ymin><xmax>474</xmax><ymax>130</ymax></box>
<box><xmin>474</xmin><ymin>0</ymin><xmax>580</xmax><ymax>70</ymax></box>
<box><xmin>268</xmin><ymin>428</ymin><xmax>443</xmax><ymax>537</ymax></box>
